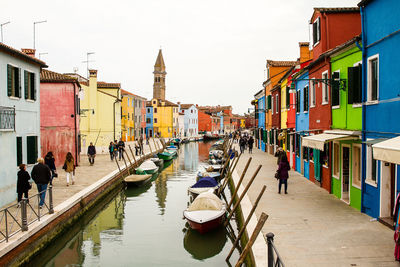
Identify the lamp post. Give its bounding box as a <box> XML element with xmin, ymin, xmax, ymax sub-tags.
<box><xmin>1</xmin><ymin>21</ymin><xmax>10</xmax><ymax>43</ymax></box>
<box><xmin>33</xmin><ymin>20</ymin><xmax>47</xmax><ymax>49</ymax></box>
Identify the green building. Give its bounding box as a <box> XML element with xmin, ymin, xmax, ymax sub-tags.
<box><xmin>329</xmin><ymin>36</ymin><xmax>363</xmax><ymax>210</ymax></box>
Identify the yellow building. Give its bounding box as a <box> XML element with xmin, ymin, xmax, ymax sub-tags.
<box><xmin>151</xmin><ymin>98</ymin><xmax>178</xmax><ymax>138</ymax></box>
<box><xmin>121</xmin><ymin>90</ymin><xmax>135</xmax><ymax>141</ymax></box>
<box><xmin>78</xmin><ymin>69</ymin><xmax>121</xmax><ymax>153</ymax></box>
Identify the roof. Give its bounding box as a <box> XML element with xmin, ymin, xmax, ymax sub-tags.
<box><xmin>197</xmin><ymin>105</ymin><xmax>232</xmax><ymax>112</ymax></box>
<box><xmin>163</xmin><ymin>99</ymin><xmax>178</xmax><ymax>107</ymax></box>
<box><xmin>314</xmin><ymin>7</ymin><xmax>360</xmax><ymax>13</ymax></box>
<box><xmin>40</xmin><ymin>69</ymin><xmax>80</xmax><ymax>84</ymax></box>
<box><xmin>154</xmin><ymin>49</ymin><xmax>166</xmax><ymax>72</ymax></box>
<box><xmin>299</xmin><ymin>42</ymin><xmax>309</xmax><ymax>46</ymax></box>
<box><xmin>97</xmin><ymin>81</ymin><xmax>121</xmax><ymax>89</ymax></box>
<box><xmin>121</xmin><ymin>89</ymin><xmax>146</xmax><ymax>100</ymax></box>
<box><xmin>358</xmin><ymin>0</ymin><xmax>373</xmax><ymax>7</ymax></box>
<box><xmin>0</xmin><ymin>43</ymin><xmax>47</xmax><ymax>67</ymax></box>
<box><xmin>266</xmin><ymin>60</ymin><xmax>297</xmax><ymax>67</ymax></box>
<box><xmin>180</xmin><ymin>104</ymin><xmax>195</xmax><ymax>110</ymax></box>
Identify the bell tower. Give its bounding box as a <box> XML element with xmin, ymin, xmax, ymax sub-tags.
<box><xmin>153</xmin><ymin>49</ymin><xmax>166</xmax><ymax>100</ymax></box>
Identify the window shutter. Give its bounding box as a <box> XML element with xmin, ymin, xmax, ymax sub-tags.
<box><xmin>7</xmin><ymin>65</ymin><xmax>12</xmax><ymax>96</ymax></box>
<box><xmin>27</xmin><ymin>136</ymin><xmax>38</xmax><ymax>164</ymax></box>
<box><xmin>24</xmin><ymin>70</ymin><xmax>29</xmax><ymax>99</ymax></box>
<box><xmin>267</xmin><ymin>95</ymin><xmax>271</xmax><ymax>110</ymax></box>
<box><xmin>347</xmin><ymin>67</ymin><xmax>357</xmax><ymax>104</ymax></box>
<box><xmin>332</xmin><ymin>72</ymin><xmax>340</xmax><ymax>106</ymax></box>
<box><xmin>17</xmin><ymin>68</ymin><xmax>21</xmax><ymax>98</ymax></box>
<box><xmin>304</xmin><ymin>86</ymin><xmax>309</xmax><ymax>111</ymax></box>
<box><xmin>317</xmin><ymin>18</ymin><xmax>321</xmax><ymax>42</ymax></box>
<box><xmin>32</xmin><ymin>73</ymin><xmax>36</xmax><ymax>100</ymax></box>
<box><xmin>286</xmin><ymin>86</ymin><xmax>290</xmax><ymax>108</ymax></box>
<box><xmin>356</xmin><ymin>64</ymin><xmax>362</xmax><ymax>103</ymax></box>
<box><xmin>16</xmin><ymin>137</ymin><xmax>23</xmax><ymax>166</ymax></box>
<box><xmin>313</xmin><ymin>21</ymin><xmax>317</xmax><ymax>45</ymax></box>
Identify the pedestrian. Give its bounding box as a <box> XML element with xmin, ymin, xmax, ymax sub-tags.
<box><xmin>135</xmin><ymin>140</ymin><xmax>140</xmax><ymax>156</ymax></box>
<box><xmin>44</xmin><ymin>151</ymin><xmax>57</xmax><ymax>185</ymax></box>
<box><xmin>274</xmin><ymin>147</ymin><xmax>285</xmax><ymax>165</ymax></box>
<box><xmin>109</xmin><ymin>142</ymin><xmax>115</xmax><ymax>161</ymax></box>
<box><xmin>146</xmin><ymin>134</ymin><xmax>149</xmax><ymax>145</ymax></box>
<box><xmin>17</xmin><ymin>164</ymin><xmax>31</xmax><ymax>206</ymax></box>
<box><xmin>239</xmin><ymin>136</ymin><xmax>246</xmax><ymax>154</ymax></box>
<box><xmin>31</xmin><ymin>158</ymin><xmax>51</xmax><ymax>208</ymax></box>
<box><xmin>139</xmin><ymin>135</ymin><xmax>144</xmax><ymax>155</ymax></box>
<box><xmin>87</xmin><ymin>142</ymin><xmax>96</xmax><ymax>165</ymax></box>
<box><xmin>276</xmin><ymin>154</ymin><xmax>290</xmax><ymax>194</ymax></box>
<box><xmin>248</xmin><ymin>136</ymin><xmax>254</xmax><ymax>154</ymax></box>
<box><xmin>63</xmin><ymin>152</ymin><xmax>75</xmax><ymax>186</ymax></box>
<box><xmin>117</xmin><ymin>139</ymin><xmax>125</xmax><ymax>160</ymax></box>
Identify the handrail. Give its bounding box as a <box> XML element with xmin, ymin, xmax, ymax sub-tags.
<box><xmin>266</xmin><ymin>232</ymin><xmax>285</xmax><ymax>267</ymax></box>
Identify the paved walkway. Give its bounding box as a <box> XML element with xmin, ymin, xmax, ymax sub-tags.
<box><xmin>234</xmin><ymin>145</ymin><xmax>397</xmax><ymax>267</ymax></box>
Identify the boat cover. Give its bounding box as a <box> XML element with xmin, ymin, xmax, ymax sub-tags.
<box><xmin>140</xmin><ymin>160</ymin><xmax>157</xmax><ymax>170</ymax></box>
<box><xmin>188</xmin><ymin>191</ymin><xmax>223</xmax><ymax>211</ymax></box>
<box><xmin>191</xmin><ymin>177</ymin><xmax>218</xmax><ymax>188</ymax></box>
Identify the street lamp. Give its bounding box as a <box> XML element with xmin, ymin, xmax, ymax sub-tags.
<box><xmin>1</xmin><ymin>21</ymin><xmax>10</xmax><ymax>43</ymax></box>
<box><xmin>33</xmin><ymin>20</ymin><xmax>47</xmax><ymax>49</ymax></box>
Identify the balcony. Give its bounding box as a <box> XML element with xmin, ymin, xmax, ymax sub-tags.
<box><xmin>0</xmin><ymin>106</ymin><xmax>15</xmax><ymax>131</ymax></box>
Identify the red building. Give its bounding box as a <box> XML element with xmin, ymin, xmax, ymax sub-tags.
<box><xmin>40</xmin><ymin>70</ymin><xmax>81</xmax><ymax>166</ymax></box>
<box><xmin>271</xmin><ymin>84</ymin><xmax>281</xmax><ymax>150</ymax></box>
<box><xmin>198</xmin><ymin>109</ymin><xmax>212</xmax><ymax>132</ymax></box>
<box><xmin>306</xmin><ymin>7</ymin><xmax>361</xmax><ymax>191</ymax></box>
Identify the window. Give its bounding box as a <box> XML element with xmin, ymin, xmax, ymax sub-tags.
<box><xmin>366</xmin><ymin>144</ymin><xmax>377</xmax><ymax>184</ymax></box>
<box><xmin>128</xmin><ymin>113</ymin><xmax>130</xmax><ymax>120</ymax></box>
<box><xmin>275</xmin><ymin>94</ymin><xmax>279</xmax><ymax>114</ymax></box>
<box><xmin>16</xmin><ymin>137</ymin><xmax>22</xmax><ymax>166</ymax></box>
<box><xmin>27</xmin><ymin>136</ymin><xmax>38</xmax><ymax>165</ymax></box>
<box><xmin>348</xmin><ymin>64</ymin><xmax>362</xmax><ymax>104</ymax></box>
<box><xmin>368</xmin><ymin>55</ymin><xmax>378</xmax><ymax>102</ymax></box>
<box><xmin>267</xmin><ymin>95</ymin><xmax>271</xmax><ymax>110</ymax></box>
<box><xmin>321</xmin><ymin>71</ymin><xmax>328</xmax><ymax>104</ymax></box>
<box><xmin>267</xmin><ymin>67</ymin><xmax>270</xmax><ymax>79</ymax></box>
<box><xmin>312</xmin><ymin>17</ymin><xmax>321</xmax><ymax>46</ymax></box>
<box><xmin>303</xmin><ymin>85</ymin><xmax>309</xmax><ymax>112</ymax></box>
<box><xmin>153</xmin><ymin>100</ymin><xmax>156</xmax><ymax>105</ymax></box>
<box><xmin>132</xmin><ymin>99</ymin><xmax>134</xmax><ymax>107</ymax></box>
<box><xmin>331</xmin><ymin>71</ymin><xmax>340</xmax><ymax>107</ymax></box>
<box><xmin>296</xmin><ymin>90</ymin><xmax>300</xmax><ymax>113</ymax></box>
<box><xmin>303</xmin><ymin>146</ymin><xmax>309</xmax><ymax>161</ymax></box>
<box><xmin>321</xmin><ymin>143</ymin><xmax>329</xmax><ymax>167</ymax></box>
<box><xmin>154</xmin><ymin>108</ymin><xmax>157</xmax><ymax>113</ymax></box>
<box><xmin>154</xmin><ymin>118</ymin><xmax>158</xmax><ymax>123</ymax></box>
<box><xmin>271</xmin><ymin>96</ymin><xmax>274</xmax><ymax>114</ymax></box>
<box><xmin>310</xmin><ymin>80</ymin><xmax>316</xmax><ymax>107</ymax></box>
<box><xmin>333</xmin><ymin>142</ymin><xmax>340</xmax><ymax>177</ymax></box>
<box><xmin>295</xmin><ymin>134</ymin><xmax>300</xmax><ymax>157</ymax></box>
<box><xmin>286</xmin><ymin>86</ymin><xmax>290</xmax><ymax>109</ymax></box>
<box><xmin>7</xmin><ymin>65</ymin><xmax>21</xmax><ymax>98</ymax></box>
<box><xmin>352</xmin><ymin>145</ymin><xmax>361</xmax><ymax>188</ymax></box>
<box><xmin>24</xmin><ymin>71</ymin><xmax>36</xmax><ymax>100</ymax></box>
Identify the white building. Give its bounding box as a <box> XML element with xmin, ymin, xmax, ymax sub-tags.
<box><xmin>179</xmin><ymin>104</ymin><xmax>198</xmax><ymax>137</ymax></box>
<box><xmin>178</xmin><ymin>111</ymin><xmax>185</xmax><ymax>137</ymax></box>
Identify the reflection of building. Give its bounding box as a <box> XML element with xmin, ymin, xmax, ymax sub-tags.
<box><xmin>155</xmin><ymin>170</ymin><xmax>169</xmax><ymax>215</ymax></box>
<box><xmin>184</xmin><ymin>142</ymin><xmax>199</xmax><ymax>170</ymax></box>
<box><xmin>53</xmin><ymin>232</ymin><xmax>84</xmax><ymax>267</ymax></box>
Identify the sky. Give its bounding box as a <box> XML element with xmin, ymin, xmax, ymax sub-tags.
<box><xmin>2</xmin><ymin>0</ymin><xmax>359</xmax><ymax>115</ymax></box>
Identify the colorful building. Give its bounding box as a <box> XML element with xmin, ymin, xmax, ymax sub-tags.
<box><xmin>145</xmin><ymin>102</ymin><xmax>153</xmax><ymax>137</ymax></box>
<box><xmin>180</xmin><ymin>104</ymin><xmax>198</xmax><ymax>137</ymax></box>
<box><xmin>121</xmin><ymin>90</ymin><xmax>135</xmax><ymax>141</ymax></box>
<box><xmin>254</xmin><ymin>89</ymin><xmax>266</xmax><ymax>151</ymax></box>
<box><xmin>151</xmin><ymin>98</ymin><xmax>178</xmax><ymax>138</ymax></box>
<box><xmin>40</xmin><ymin>69</ymin><xmax>81</xmax><ymax>166</ymax></box>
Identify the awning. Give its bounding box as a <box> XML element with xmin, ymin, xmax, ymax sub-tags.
<box><xmin>372</xmin><ymin>136</ymin><xmax>400</xmax><ymax>165</ymax></box>
<box><xmin>362</xmin><ymin>138</ymin><xmax>387</xmax><ymax>146</ymax></box>
<box><xmin>302</xmin><ymin>133</ymin><xmax>356</xmax><ymax>151</ymax></box>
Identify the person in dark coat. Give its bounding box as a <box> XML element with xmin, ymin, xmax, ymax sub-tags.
<box><xmin>44</xmin><ymin>152</ymin><xmax>57</xmax><ymax>185</ymax></box>
<box><xmin>274</xmin><ymin>147</ymin><xmax>285</xmax><ymax>165</ymax></box>
<box><xmin>248</xmin><ymin>136</ymin><xmax>254</xmax><ymax>154</ymax></box>
<box><xmin>276</xmin><ymin>154</ymin><xmax>290</xmax><ymax>194</ymax></box>
<box><xmin>87</xmin><ymin>142</ymin><xmax>96</xmax><ymax>165</ymax></box>
<box><xmin>31</xmin><ymin>158</ymin><xmax>51</xmax><ymax>208</ymax></box>
<box><xmin>239</xmin><ymin>137</ymin><xmax>246</xmax><ymax>154</ymax></box>
<box><xmin>117</xmin><ymin>139</ymin><xmax>125</xmax><ymax>160</ymax></box>
<box><xmin>109</xmin><ymin>142</ymin><xmax>115</xmax><ymax>161</ymax></box>
<box><xmin>17</xmin><ymin>164</ymin><xmax>31</xmax><ymax>204</ymax></box>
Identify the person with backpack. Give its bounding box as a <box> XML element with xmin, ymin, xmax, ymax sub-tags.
<box><xmin>109</xmin><ymin>142</ymin><xmax>115</xmax><ymax>161</ymax></box>
<box><xmin>276</xmin><ymin>153</ymin><xmax>290</xmax><ymax>194</ymax></box>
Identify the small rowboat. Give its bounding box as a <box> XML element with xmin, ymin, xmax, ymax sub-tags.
<box><xmin>150</xmin><ymin>157</ymin><xmax>164</xmax><ymax>168</ymax></box>
<box><xmin>197</xmin><ymin>171</ymin><xmax>222</xmax><ymax>182</ymax></box>
<box><xmin>184</xmin><ymin>191</ymin><xmax>226</xmax><ymax>234</ymax></box>
<box><xmin>124</xmin><ymin>174</ymin><xmax>152</xmax><ymax>186</ymax></box>
<box><xmin>135</xmin><ymin>160</ymin><xmax>159</xmax><ymax>174</ymax></box>
<box><xmin>158</xmin><ymin>150</ymin><xmax>177</xmax><ymax>161</ymax></box>
<box><xmin>188</xmin><ymin>177</ymin><xmax>219</xmax><ymax>200</ymax></box>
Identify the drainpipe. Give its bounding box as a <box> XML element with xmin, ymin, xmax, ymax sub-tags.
<box><xmin>360</xmin><ymin>6</ymin><xmax>367</xmax><ymax>213</ymax></box>
<box><xmin>73</xmin><ymin>82</ymin><xmax>79</xmax><ymax>166</ymax></box>
<box><xmin>113</xmin><ymin>89</ymin><xmax>121</xmax><ymax>141</ymax></box>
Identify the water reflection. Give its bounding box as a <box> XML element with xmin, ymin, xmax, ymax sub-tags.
<box><xmin>183</xmin><ymin>142</ymin><xmax>199</xmax><ymax>170</ymax></box>
<box><xmin>155</xmin><ymin>158</ymin><xmax>174</xmax><ymax>215</ymax></box>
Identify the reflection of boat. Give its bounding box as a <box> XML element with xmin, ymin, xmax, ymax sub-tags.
<box><xmin>135</xmin><ymin>160</ymin><xmax>159</xmax><ymax>174</ymax></box>
<box><xmin>184</xmin><ymin>192</ymin><xmax>226</xmax><ymax>234</ymax></box>
<box><xmin>183</xmin><ymin>226</ymin><xmax>227</xmax><ymax>260</ymax></box>
<box><xmin>125</xmin><ymin>181</ymin><xmax>152</xmax><ymax>198</ymax></box>
<box><xmin>124</xmin><ymin>174</ymin><xmax>152</xmax><ymax>186</ymax></box>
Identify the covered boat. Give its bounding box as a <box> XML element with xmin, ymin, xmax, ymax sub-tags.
<box><xmin>150</xmin><ymin>157</ymin><xmax>164</xmax><ymax>168</ymax></box>
<box><xmin>124</xmin><ymin>174</ymin><xmax>152</xmax><ymax>187</ymax></box>
<box><xmin>183</xmin><ymin>191</ymin><xmax>226</xmax><ymax>234</ymax></box>
<box><xmin>135</xmin><ymin>160</ymin><xmax>159</xmax><ymax>174</ymax></box>
<box><xmin>188</xmin><ymin>177</ymin><xmax>219</xmax><ymax>200</ymax></box>
<box><xmin>197</xmin><ymin>171</ymin><xmax>222</xmax><ymax>182</ymax></box>
<box><xmin>157</xmin><ymin>150</ymin><xmax>177</xmax><ymax>161</ymax></box>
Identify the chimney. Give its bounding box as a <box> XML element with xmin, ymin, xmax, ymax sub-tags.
<box><xmin>299</xmin><ymin>42</ymin><xmax>311</xmax><ymax>63</ymax></box>
<box><xmin>89</xmin><ymin>69</ymin><xmax>98</xmax><ymax>78</ymax></box>
<box><xmin>21</xmin><ymin>48</ymin><xmax>36</xmax><ymax>57</ymax></box>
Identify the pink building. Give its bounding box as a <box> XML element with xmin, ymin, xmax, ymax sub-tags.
<box><xmin>40</xmin><ymin>70</ymin><xmax>81</xmax><ymax>166</ymax></box>
<box><xmin>141</xmin><ymin>99</ymin><xmax>146</xmax><ymax>138</ymax></box>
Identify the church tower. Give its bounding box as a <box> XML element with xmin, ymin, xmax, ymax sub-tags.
<box><xmin>153</xmin><ymin>49</ymin><xmax>166</xmax><ymax>100</ymax></box>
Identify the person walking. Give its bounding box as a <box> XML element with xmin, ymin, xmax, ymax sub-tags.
<box><xmin>63</xmin><ymin>152</ymin><xmax>75</xmax><ymax>186</ymax></box>
<box><xmin>139</xmin><ymin>135</ymin><xmax>144</xmax><ymax>155</ymax></box>
<box><xmin>17</xmin><ymin>164</ymin><xmax>31</xmax><ymax>206</ymax></box>
<box><xmin>248</xmin><ymin>136</ymin><xmax>254</xmax><ymax>154</ymax></box>
<box><xmin>114</xmin><ymin>139</ymin><xmax>119</xmax><ymax>159</ymax></box>
<box><xmin>87</xmin><ymin>142</ymin><xmax>96</xmax><ymax>165</ymax></box>
<box><xmin>274</xmin><ymin>147</ymin><xmax>285</xmax><ymax>165</ymax></box>
<box><xmin>239</xmin><ymin>136</ymin><xmax>246</xmax><ymax>154</ymax></box>
<box><xmin>117</xmin><ymin>139</ymin><xmax>125</xmax><ymax>160</ymax></box>
<box><xmin>276</xmin><ymin>154</ymin><xmax>290</xmax><ymax>194</ymax></box>
<box><xmin>31</xmin><ymin>158</ymin><xmax>51</xmax><ymax>208</ymax></box>
<box><xmin>109</xmin><ymin>142</ymin><xmax>115</xmax><ymax>161</ymax></box>
<box><xmin>44</xmin><ymin>152</ymin><xmax>57</xmax><ymax>185</ymax></box>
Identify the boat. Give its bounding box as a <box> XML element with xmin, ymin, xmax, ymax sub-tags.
<box><xmin>166</xmin><ymin>145</ymin><xmax>178</xmax><ymax>150</ymax></box>
<box><xmin>188</xmin><ymin>177</ymin><xmax>219</xmax><ymax>200</ymax></box>
<box><xmin>172</xmin><ymin>138</ymin><xmax>181</xmax><ymax>145</ymax></box>
<box><xmin>157</xmin><ymin>149</ymin><xmax>177</xmax><ymax>161</ymax></box>
<box><xmin>135</xmin><ymin>160</ymin><xmax>159</xmax><ymax>174</ymax></box>
<box><xmin>183</xmin><ymin>191</ymin><xmax>226</xmax><ymax>234</ymax></box>
<box><xmin>150</xmin><ymin>157</ymin><xmax>164</xmax><ymax>168</ymax></box>
<box><xmin>197</xmin><ymin>171</ymin><xmax>222</xmax><ymax>182</ymax></box>
<box><xmin>124</xmin><ymin>174</ymin><xmax>152</xmax><ymax>187</ymax></box>
<box><xmin>181</xmin><ymin>138</ymin><xmax>189</xmax><ymax>144</ymax></box>
<box><xmin>189</xmin><ymin>137</ymin><xmax>196</xmax><ymax>142</ymax></box>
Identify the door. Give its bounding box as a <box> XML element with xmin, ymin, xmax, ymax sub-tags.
<box><xmin>314</xmin><ymin>149</ymin><xmax>321</xmax><ymax>182</ymax></box>
<box><xmin>289</xmin><ymin>135</ymin><xmax>294</xmax><ymax>167</ymax></box>
<box><xmin>342</xmin><ymin>146</ymin><xmax>350</xmax><ymax>203</ymax></box>
<box><xmin>391</xmin><ymin>164</ymin><xmax>396</xmax><ymax>217</ymax></box>
<box><xmin>381</xmin><ymin>162</ymin><xmax>395</xmax><ymax>218</ymax></box>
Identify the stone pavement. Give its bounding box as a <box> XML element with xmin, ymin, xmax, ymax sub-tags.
<box><xmin>233</xmin><ymin>144</ymin><xmax>397</xmax><ymax>267</ymax></box>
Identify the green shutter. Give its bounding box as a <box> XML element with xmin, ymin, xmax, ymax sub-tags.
<box><xmin>32</xmin><ymin>73</ymin><xmax>36</xmax><ymax>100</ymax></box>
<box><xmin>263</xmin><ymin>130</ymin><xmax>267</xmax><ymax>143</ymax></box>
<box><xmin>17</xmin><ymin>68</ymin><xmax>21</xmax><ymax>98</ymax></box>
<box><xmin>16</xmin><ymin>137</ymin><xmax>22</xmax><ymax>166</ymax></box>
<box><xmin>348</xmin><ymin>66</ymin><xmax>360</xmax><ymax>105</ymax></box>
<box><xmin>304</xmin><ymin>86</ymin><xmax>309</xmax><ymax>111</ymax></box>
<box><xmin>27</xmin><ymin>136</ymin><xmax>38</xmax><ymax>164</ymax></box>
<box><xmin>286</xmin><ymin>86</ymin><xmax>290</xmax><ymax>108</ymax></box>
<box><xmin>266</xmin><ymin>95</ymin><xmax>271</xmax><ymax>110</ymax></box>
<box><xmin>24</xmin><ymin>70</ymin><xmax>29</xmax><ymax>99</ymax></box>
<box><xmin>332</xmin><ymin>72</ymin><xmax>340</xmax><ymax>106</ymax></box>
<box><xmin>7</xmin><ymin>65</ymin><xmax>12</xmax><ymax>96</ymax></box>
<box><xmin>356</xmin><ymin>64</ymin><xmax>362</xmax><ymax>103</ymax></box>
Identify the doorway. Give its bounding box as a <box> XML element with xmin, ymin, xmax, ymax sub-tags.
<box><xmin>341</xmin><ymin>145</ymin><xmax>350</xmax><ymax>203</ymax></box>
<box><xmin>380</xmin><ymin>162</ymin><xmax>396</xmax><ymax>220</ymax></box>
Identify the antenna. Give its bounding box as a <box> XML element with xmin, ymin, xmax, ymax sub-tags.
<box><xmin>0</xmin><ymin>21</ymin><xmax>10</xmax><ymax>43</ymax></box>
<box><xmin>82</xmin><ymin>52</ymin><xmax>95</xmax><ymax>78</ymax></box>
<box><xmin>73</xmin><ymin>67</ymin><xmax>79</xmax><ymax>73</ymax></box>
<box><xmin>39</xmin><ymin>52</ymin><xmax>48</xmax><ymax>59</ymax></box>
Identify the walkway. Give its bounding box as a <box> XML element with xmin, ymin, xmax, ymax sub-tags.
<box><xmin>234</xmin><ymin>145</ymin><xmax>397</xmax><ymax>267</ymax></box>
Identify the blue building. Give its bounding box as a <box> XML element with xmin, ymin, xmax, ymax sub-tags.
<box><xmin>293</xmin><ymin>69</ymin><xmax>310</xmax><ymax>179</ymax></box>
<box><xmin>359</xmin><ymin>0</ymin><xmax>400</xmax><ymax>219</ymax></box>
<box><xmin>145</xmin><ymin>103</ymin><xmax>153</xmax><ymax>137</ymax></box>
<box><xmin>254</xmin><ymin>89</ymin><xmax>266</xmax><ymax>151</ymax></box>
<box><xmin>179</xmin><ymin>104</ymin><xmax>198</xmax><ymax>137</ymax></box>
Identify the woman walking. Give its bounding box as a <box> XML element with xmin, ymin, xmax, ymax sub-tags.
<box><xmin>276</xmin><ymin>154</ymin><xmax>290</xmax><ymax>194</ymax></box>
<box><xmin>109</xmin><ymin>142</ymin><xmax>115</xmax><ymax>161</ymax></box>
<box><xmin>17</xmin><ymin>164</ymin><xmax>31</xmax><ymax>205</ymax></box>
<box><xmin>63</xmin><ymin>152</ymin><xmax>75</xmax><ymax>186</ymax></box>
<box><xmin>44</xmin><ymin>152</ymin><xmax>57</xmax><ymax>185</ymax></box>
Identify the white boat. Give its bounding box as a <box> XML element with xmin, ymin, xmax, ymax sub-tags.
<box><xmin>135</xmin><ymin>160</ymin><xmax>159</xmax><ymax>174</ymax></box>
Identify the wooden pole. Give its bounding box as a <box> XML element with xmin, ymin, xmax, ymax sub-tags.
<box><xmin>218</xmin><ymin>153</ymin><xmax>241</xmax><ymax>196</ymax></box>
<box><xmin>226</xmin><ymin>157</ymin><xmax>252</xmax><ymax>211</ymax></box>
<box><xmin>153</xmin><ymin>138</ymin><xmax>159</xmax><ymax>151</ymax></box>
<box><xmin>124</xmin><ymin>150</ymin><xmax>133</xmax><ymax>174</ymax></box>
<box><xmin>226</xmin><ymin>185</ymin><xmax>267</xmax><ymax>261</ymax></box>
<box><xmin>225</xmin><ymin>165</ymin><xmax>262</xmax><ymax>223</ymax></box>
<box><xmin>148</xmin><ymin>139</ymin><xmax>153</xmax><ymax>155</ymax></box>
<box><xmin>234</xmin><ymin>212</ymin><xmax>269</xmax><ymax>267</ymax></box>
<box><xmin>128</xmin><ymin>145</ymin><xmax>137</xmax><ymax>165</ymax></box>
<box><xmin>114</xmin><ymin>155</ymin><xmax>121</xmax><ymax>172</ymax></box>
<box><xmin>122</xmin><ymin>153</ymin><xmax>129</xmax><ymax>175</ymax></box>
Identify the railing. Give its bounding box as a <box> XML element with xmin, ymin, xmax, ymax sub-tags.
<box><xmin>266</xmin><ymin>232</ymin><xmax>285</xmax><ymax>267</ymax></box>
<box><xmin>0</xmin><ymin>186</ymin><xmax>54</xmax><ymax>243</ymax></box>
<box><xmin>0</xmin><ymin>106</ymin><xmax>15</xmax><ymax>131</ymax></box>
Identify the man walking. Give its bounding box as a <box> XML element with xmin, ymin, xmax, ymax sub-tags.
<box><xmin>31</xmin><ymin>158</ymin><xmax>51</xmax><ymax>208</ymax></box>
<box><xmin>117</xmin><ymin>139</ymin><xmax>125</xmax><ymax>160</ymax></box>
<box><xmin>87</xmin><ymin>142</ymin><xmax>96</xmax><ymax>165</ymax></box>
<box><xmin>139</xmin><ymin>135</ymin><xmax>144</xmax><ymax>155</ymax></box>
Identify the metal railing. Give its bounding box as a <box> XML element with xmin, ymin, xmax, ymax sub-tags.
<box><xmin>267</xmin><ymin>232</ymin><xmax>285</xmax><ymax>267</ymax></box>
<box><xmin>0</xmin><ymin>106</ymin><xmax>15</xmax><ymax>131</ymax></box>
<box><xmin>0</xmin><ymin>186</ymin><xmax>54</xmax><ymax>243</ymax></box>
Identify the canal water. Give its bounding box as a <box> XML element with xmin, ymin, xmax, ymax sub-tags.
<box><xmin>29</xmin><ymin>141</ymin><xmax>240</xmax><ymax>266</ymax></box>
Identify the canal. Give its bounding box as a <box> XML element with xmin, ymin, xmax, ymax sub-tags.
<box><xmin>28</xmin><ymin>141</ymin><xmax>241</xmax><ymax>266</ymax></box>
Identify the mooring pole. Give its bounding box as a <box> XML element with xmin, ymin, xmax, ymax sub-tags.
<box><xmin>124</xmin><ymin>150</ymin><xmax>133</xmax><ymax>167</ymax></box>
<box><xmin>122</xmin><ymin>153</ymin><xmax>129</xmax><ymax>175</ymax></box>
<box><xmin>226</xmin><ymin>185</ymin><xmax>266</xmax><ymax>261</ymax></box>
<box><xmin>153</xmin><ymin>138</ymin><xmax>159</xmax><ymax>151</ymax></box>
<box><xmin>226</xmin><ymin>157</ymin><xmax>252</xmax><ymax>211</ymax></box>
<box><xmin>128</xmin><ymin>145</ymin><xmax>137</xmax><ymax>165</ymax></box>
<box><xmin>114</xmin><ymin>155</ymin><xmax>121</xmax><ymax>172</ymax></box>
<box><xmin>235</xmin><ymin>212</ymin><xmax>269</xmax><ymax>267</ymax></box>
<box><xmin>218</xmin><ymin>153</ymin><xmax>241</xmax><ymax>196</ymax></box>
<box><xmin>225</xmin><ymin>165</ymin><xmax>262</xmax><ymax>223</ymax></box>
<box><xmin>148</xmin><ymin>140</ymin><xmax>153</xmax><ymax>155</ymax></box>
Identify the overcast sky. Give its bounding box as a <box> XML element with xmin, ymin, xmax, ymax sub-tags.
<box><xmin>2</xmin><ymin>0</ymin><xmax>359</xmax><ymax>114</ymax></box>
